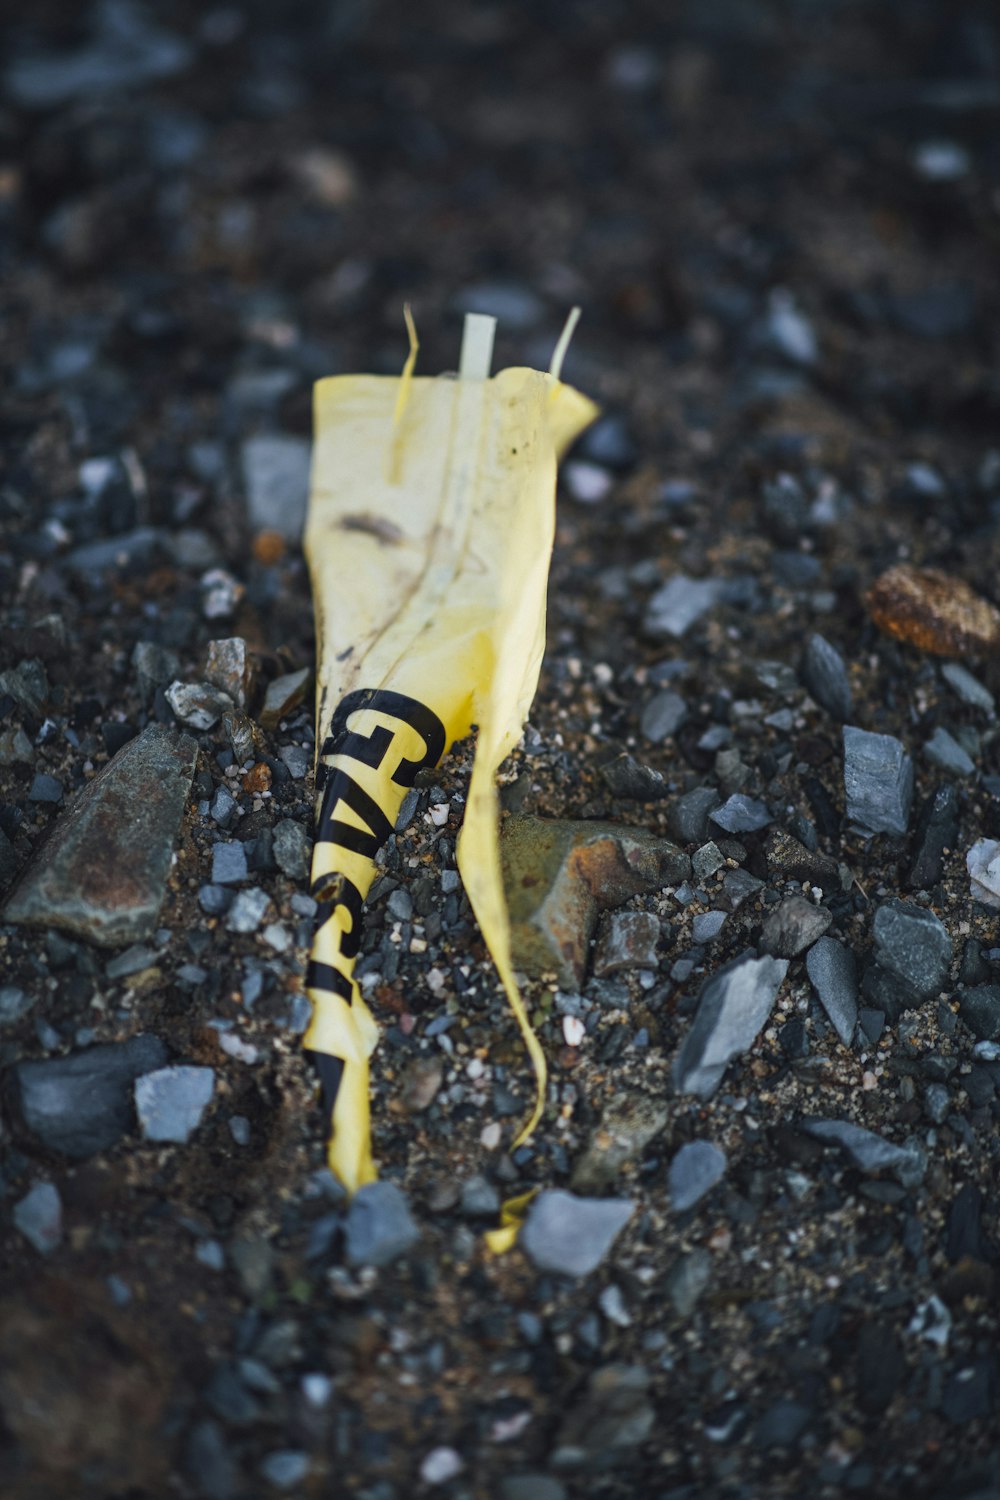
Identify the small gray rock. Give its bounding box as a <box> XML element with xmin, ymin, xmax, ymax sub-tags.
<box><xmin>599</xmin><ymin>753</ymin><xmax>667</xmax><ymax>801</ymax></box>
<box><xmin>806</xmin><ymin>937</ymin><xmax>858</xmax><ymax>1045</ymax></box>
<box><xmin>799</xmin><ymin>1118</ymin><xmax>925</xmax><ymax>1187</ymax></box>
<box><xmin>668</xmin><ymin>1141</ymin><xmax>727</xmax><ymax>1212</ymax></box>
<box><xmin>13</xmin><ymin>1181</ymin><xmax>62</xmax><ymax>1254</ymax></box>
<box><xmin>520</xmin><ymin>1190</ymin><xmax>635</xmax><ymax>1277</ymax></box>
<box><xmin>135</xmin><ymin>1065</ymin><xmax>215</xmax><ymax>1143</ymax></box>
<box><xmin>710</xmin><ymin>794</ymin><xmax>772</xmax><ymax>833</ymax></box>
<box><xmin>273</xmin><ymin>820</ymin><xmax>311</xmax><ymax>880</ymax></box>
<box><xmin>165</xmin><ymin>680</ymin><xmax>234</xmax><ymax>731</ymax></box>
<box><xmin>843</xmin><ymin>726</ymin><xmax>913</xmax><ymax>836</ymax></box>
<box><xmin>226</xmin><ymin>888</ymin><xmax>272</xmax><ymax>933</ymax></box>
<box><xmin>132</xmin><ymin>641</ymin><xmax>181</xmax><ymax>704</ymax></box>
<box><xmin>958</xmin><ymin>985</ymin><xmax>1000</xmax><ymax>1041</ymax></box>
<box><xmin>967</xmin><ymin>838</ymin><xmax>1000</xmax><ymax>909</ymax></box>
<box><xmin>801</xmin><ymin>633</ymin><xmax>852</xmax><ymax>721</ymax></box>
<box><xmin>460</xmin><ymin>1174</ymin><xmax>500</xmax><ymax>1218</ymax></box>
<box><xmin>279</xmin><ymin>744</ymin><xmax>310</xmax><ymax>780</ymax></box>
<box><xmin>692</xmin><ymin>910</ymin><xmax>727</xmax><ymax>944</ymax></box>
<box><xmin>924</xmin><ymin>726</ymin><xmax>975</xmax><ymax>778</ymax></box>
<box><xmin>242</xmin><ymin>435</ymin><xmax>311</xmax><ymax>542</ymax></box>
<box><xmin>759</xmin><ymin>895</ymin><xmax>832</xmax><ymax>958</ymax></box>
<box><xmin>673</xmin><ymin>953</ymin><xmax>789</xmax><ymax>1097</ymax></box>
<box><xmin>344</xmin><ymin>1181</ymin><xmax>420</xmax><ymax>1267</ymax></box>
<box><xmin>259</xmin><ymin>1450</ymin><xmax>310</xmax><ymax>1489</ymax></box>
<box><xmin>640</xmin><ymin>690</ymin><xmax>689</xmax><ymax>742</ymax></box>
<box><xmin>12</xmin><ymin>1033</ymin><xmax>169</xmax><ymax>1157</ymax></box>
<box><xmin>644</xmin><ymin>574</ymin><xmax>724</xmax><ymax>639</ymax></box>
<box><xmin>665</xmin><ymin>1247</ymin><xmax>713</xmax><ymax>1317</ymax></box>
<box><xmin>0</xmin><ymin>984</ymin><xmax>33</xmax><ymax>1026</ymax></box>
<box><xmin>872</xmin><ymin>899</ymin><xmax>952</xmax><ymax>1001</ymax></box>
<box><xmin>669</xmin><ymin>786</ymin><xmax>721</xmax><ymax>843</ymax></box>
<box><xmin>212</xmin><ymin>842</ymin><xmax>248</xmax><ymax>886</ymax></box>
<box><xmin>941</xmin><ymin>662</ymin><xmax>995</xmax><ymax>717</ymax></box>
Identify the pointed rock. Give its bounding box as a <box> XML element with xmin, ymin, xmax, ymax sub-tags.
<box><xmin>4</xmin><ymin>726</ymin><xmax>197</xmax><ymax>947</ymax></box>
<box><xmin>673</xmin><ymin>952</ymin><xmax>788</xmax><ymax>1098</ymax></box>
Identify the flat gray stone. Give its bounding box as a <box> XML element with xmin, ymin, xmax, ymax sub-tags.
<box><xmin>520</xmin><ymin>1190</ymin><xmax>635</xmax><ymax>1277</ymax></box>
<box><xmin>344</xmin><ymin>1181</ymin><xmax>420</xmax><ymax>1267</ymax></box>
<box><xmin>668</xmin><ymin>786</ymin><xmax>721</xmax><ymax>843</ymax></box>
<box><xmin>135</xmin><ymin>1065</ymin><xmax>215</xmax><ymax>1143</ymax></box>
<box><xmin>799</xmin><ymin>1118</ymin><xmax>926</xmax><ymax>1188</ymax></box>
<box><xmin>806</xmin><ymin>937</ymin><xmax>858</xmax><ymax>1046</ymax></box>
<box><xmin>872</xmin><ymin>899</ymin><xmax>952</xmax><ymax>1001</ymax></box>
<box><xmin>0</xmin><ymin>984</ymin><xmax>33</xmax><ymax>1027</ymax></box>
<box><xmin>225</xmin><ymin>888</ymin><xmax>272</xmax><ymax>933</ymax></box>
<box><xmin>843</xmin><ymin>726</ymin><xmax>913</xmax><ymax>836</ymax></box>
<box><xmin>692</xmin><ymin>909</ymin><xmax>727</xmax><ymax>944</ymax></box>
<box><xmin>668</xmin><ymin>1141</ymin><xmax>727</xmax><ymax>1211</ymax></box>
<box><xmin>212</xmin><ymin>842</ymin><xmax>248</xmax><ymax>886</ymax></box>
<box><xmin>924</xmin><ymin>726</ymin><xmax>975</xmax><ymax>778</ymax></box>
<box><xmin>10</xmin><ymin>1033</ymin><xmax>168</xmax><ymax>1157</ymax></box>
<box><xmin>242</xmin><ymin>435</ymin><xmax>311</xmax><ymax>542</ymax></box>
<box><xmin>13</xmin><ymin>1181</ymin><xmax>62</xmax><ymax>1254</ymax></box>
<box><xmin>4</xmin><ymin>726</ymin><xmax>197</xmax><ymax>947</ymax></box>
<box><xmin>665</xmin><ymin>1248</ymin><xmax>714</xmax><ymax>1317</ymax></box>
<box><xmin>673</xmin><ymin>952</ymin><xmax>789</xmax><ymax>1097</ymax></box>
<box><xmin>710</xmin><ymin>794</ymin><xmax>773</xmax><ymax>833</ymax></box>
<box><xmin>941</xmin><ymin>662</ymin><xmax>995</xmax><ymax>717</ymax></box>
<box><xmin>644</xmin><ymin>574</ymin><xmax>724</xmax><ymax>639</ymax></box>
<box><xmin>165</xmin><ymin>679</ymin><xmax>234</xmax><ymax>731</ymax></box>
<box><xmin>640</xmin><ymin>689</ymin><xmax>689</xmax><ymax>741</ymax></box>
<box><xmin>273</xmin><ymin>820</ymin><xmax>311</xmax><ymax>880</ymax></box>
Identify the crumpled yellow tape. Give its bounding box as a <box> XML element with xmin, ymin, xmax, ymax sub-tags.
<box><xmin>303</xmin><ymin>329</ymin><xmax>597</xmax><ymax>1196</ymax></box>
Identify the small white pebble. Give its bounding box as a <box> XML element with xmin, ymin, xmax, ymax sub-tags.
<box><xmin>480</xmin><ymin>1121</ymin><xmax>502</xmax><ymax>1150</ymax></box>
<box><xmin>262</xmin><ymin>923</ymin><xmax>290</xmax><ymax>953</ymax></box>
<box><xmin>219</xmin><ymin>1032</ymin><xmax>259</xmax><ymax>1065</ymax></box>
<box><xmin>563</xmin><ymin>1015</ymin><xmax>585</xmax><ymax>1047</ymax></box>
<box><xmin>420</xmin><ymin>1447</ymin><xmax>464</xmax><ymax>1486</ymax></box>
<box><xmin>428</xmin><ymin>802</ymin><xmax>450</xmax><ymax>827</ymax></box>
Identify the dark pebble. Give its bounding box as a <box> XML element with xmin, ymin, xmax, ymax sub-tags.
<box><xmin>958</xmin><ymin>985</ymin><xmax>1000</xmax><ymax>1041</ymax></box>
<box><xmin>599</xmin><ymin>753</ymin><xmax>668</xmax><ymax>801</ymax></box>
<box><xmin>801</xmin><ymin>634</ymin><xmax>852</xmax><ymax>722</ymax></box>
<box><xmin>905</xmin><ymin>783</ymin><xmax>960</xmax><ymax>891</ymax></box>
<box><xmin>10</xmin><ymin>1032</ymin><xmax>169</xmax><ymax>1158</ymax></box>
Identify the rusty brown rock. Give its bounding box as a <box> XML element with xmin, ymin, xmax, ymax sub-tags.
<box><xmin>499</xmin><ymin>814</ymin><xmax>690</xmax><ymax>987</ymax></box>
<box><xmin>866</xmin><ymin>565</ymin><xmax>1000</xmax><ymax>658</ymax></box>
<box><xmin>3</xmin><ymin>725</ymin><xmax>197</xmax><ymax>947</ymax></box>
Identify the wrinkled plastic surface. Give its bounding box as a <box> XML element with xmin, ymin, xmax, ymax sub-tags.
<box><xmin>304</xmin><ymin>360</ymin><xmax>597</xmax><ymax>1192</ymax></box>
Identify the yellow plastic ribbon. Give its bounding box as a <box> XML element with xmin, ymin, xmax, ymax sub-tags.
<box><xmin>303</xmin><ymin>311</ymin><xmax>598</xmax><ymax>1194</ymax></box>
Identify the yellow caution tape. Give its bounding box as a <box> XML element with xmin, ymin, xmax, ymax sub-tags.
<box><xmin>303</xmin><ymin>309</ymin><xmax>598</xmax><ymax>1195</ymax></box>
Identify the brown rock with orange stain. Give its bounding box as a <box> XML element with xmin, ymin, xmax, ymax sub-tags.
<box><xmin>500</xmin><ymin>814</ymin><xmax>690</xmax><ymax>987</ymax></box>
<box><xmin>252</xmin><ymin>528</ymin><xmax>287</xmax><ymax>565</ymax></box>
<box><xmin>866</xmin><ymin>565</ymin><xmax>1000</xmax><ymax>658</ymax></box>
<box><xmin>243</xmin><ymin>761</ymin><xmax>273</xmax><ymax>794</ymax></box>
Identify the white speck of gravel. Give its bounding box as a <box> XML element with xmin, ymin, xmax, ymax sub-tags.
<box><xmin>420</xmin><ymin>1447</ymin><xmax>464</xmax><ymax>1486</ymax></box>
<box><xmin>563</xmin><ymin>1015</ymin><xmax>585</xmax><ymax>1046</ymax></box>
<box><xmin>262</xmin><ymin>922</ymin><xmax>290</xmax><ymax>952</ymax></box>
<box><xmin>428</xmin><ymin>802</ymin><xmax>450</xmax><ymax>826</ymax></box>
<box><xmin>480</xmin><ymin>1121</ymin><xmax>502</xmax><ymax>1150</ymax></box>
<box><xmin>301</xmin><ymin>1373</ymin><xmax>334</xmax><ymax>1407</ymax></box>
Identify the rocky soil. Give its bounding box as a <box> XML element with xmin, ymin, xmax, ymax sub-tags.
<box><xmin>2</xmin><ymin>2</ymin><xmax>1000</xmax><ymax>1498</ymax></box>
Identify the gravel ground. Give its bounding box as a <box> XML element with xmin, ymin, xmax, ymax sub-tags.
<box><xmin>2</xmin><ymin>3</ymin><xmax>1000</xmax><ymax>1497</ymax></box>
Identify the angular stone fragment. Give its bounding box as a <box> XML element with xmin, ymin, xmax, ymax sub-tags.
<box><xmin>14</xmin><ymin>1181</ymin><xmax>62</xmax><ymax>1254</ymax></box>
<box><xmin>9</xmin><ymin>1033</ymin><xmax>169</xmax><ymax>1157</ymax></box>
<box><xmin>273</xmin><ymin>820</ymin><xmax>311</xmax><ymax>880</ymax></box>
<box><xmin>843</xmin><ymin>726</ymin><xmax>913</xmax><ymax>836</ymax></box>
<box><xmin>866</xmin><ymin>565</ymin><xmax>1000</xmax><ymax>658</ymax></box>
<box><xmin>520</xmin><ymin>1190</ymin><xmax>635</xmax><ymax>1277</ymax></box>
<box><xmin>500</xmin><ymin>815</ymin><xmax>690</xmax><ymax>987</ymax></box>
<box><xmin>4</xmin><ymin>726</ymin><xmax>197</xmax><ymax>947</ymax></box>
<box><xmin>668</xmin><ymin>1140</ymin><xmax>727</xmax><ymax>1212</ymax></box>
<box><xmin>599</xmin><ymin>753</ymin><xmax>667</xmax><ymax>801</ymax></box>
<box><xmin>801</xmin><ymin>633</ymin><xmax>852</xmax><ymax>721</ymax></box>
<box><xmin>258</xmin><ymin>667</ymin><xmax>312</xmax><ymax>730</ymax></box>
<box><xmin>958</xmin><ymin>985</ymin><xmax>1000</xmax><ymax>1041</ymax></box>
<box><xmin>673</xmin><ymin>952</ymin><xmax>788</xmax><ymax>1098</ymax></box>
<box><xmin>0</xmin><ymin>659</ymin><xmax>50</xmax><ymax>720</ymax></box>
<box><xmin>571</xmin><ymin>1093</ymin><xmax>669</xmax><ymax>1194</ymax></box>
<box><xmin>872</xmin><ymin>899</ymin><xmax>952</xmax><ymax>1001</ymax></box>
<box><xmin>165</xmin><ymin>679</ymin><xmax>234</xmax><ymax>731</ymax></box>
<box><xmin>924</xmin><ymin>726</ymin><xmax>975</xmax><ymax>777</ymax></box>
<box><xmin>343</xmin><ymin>1181</ymin><xmax>420</xmax><ymax>1267</ymax></box>
<box><xmin>135</xmin><ymin>1065</ymin><xmax>215</xmax><ymax>1143</ymax></box>
<box><xmin>242</xmin><ymin>435</ymin><xmax>311</xmax><ymax>542</ymax></box>
<box><xmin>644</xmin><ymin>574</ymin><xmax>724</xmax><ymax>638</ymax></box>
<box><xmin>665</xmin><ymin>1248</ymin><xmax>714</xmax><ymax>1317</ymax></box>
<box><xmin>798</xmin><ymin>1118</ymin><xmax>925</xmax><ymax>1188</ymax></box>
<box><xmin>762</xmin><ymin>828</ymin><xmax>839</xmax><ymax>890</ymax></box>
<box><xmin>710</xmin><ymin>794</ymin><xmax>772</xmax><ymax>833</ymax></box>
<box><xmin>906</xmin><ymin>784</ymin><xmax>960</xmax><ymax>890</ymax></box>
<box><xmin>967</xmin><ymin>838</ymin><xmax>1000</xmax><ymax>910</ymax></box>
<box><xmin>204</xmin><ymin>638</ymin><xmax>254</xmax><ymax>709</ymax></box>
<box><xmin>806</xmin><ymin>937</ymin><xmax>858</xmax><ymax>1046</ymax></box>
<box><xmin>593</xmin><ymin>911</ymin><xmax>661</xmax><ymax>975</ymax></box>
<box><xmin>668</xmin><ymin>786</ymin><xmax>721</xmax><ymax>843</ymax></box>
<box><xmin>759</xmin><ymin>895</ymin><xmax>832</xmax><ymax>957</ymax></box>
<box><xmin>941</xmin><ymin>662</ymin><xmax>995</xmax><ymax>717</ymax></box>
<box><xmin>640</xmin><ymin>689</ymin><xmax>688</xmax><ymax>741</ymax></box>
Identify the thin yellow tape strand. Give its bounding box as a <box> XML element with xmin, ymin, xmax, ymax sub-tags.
<box><xmin>303</xmin><ymin>312</ymin><xmax>598</xmax><ymax>1195</ymax></box>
